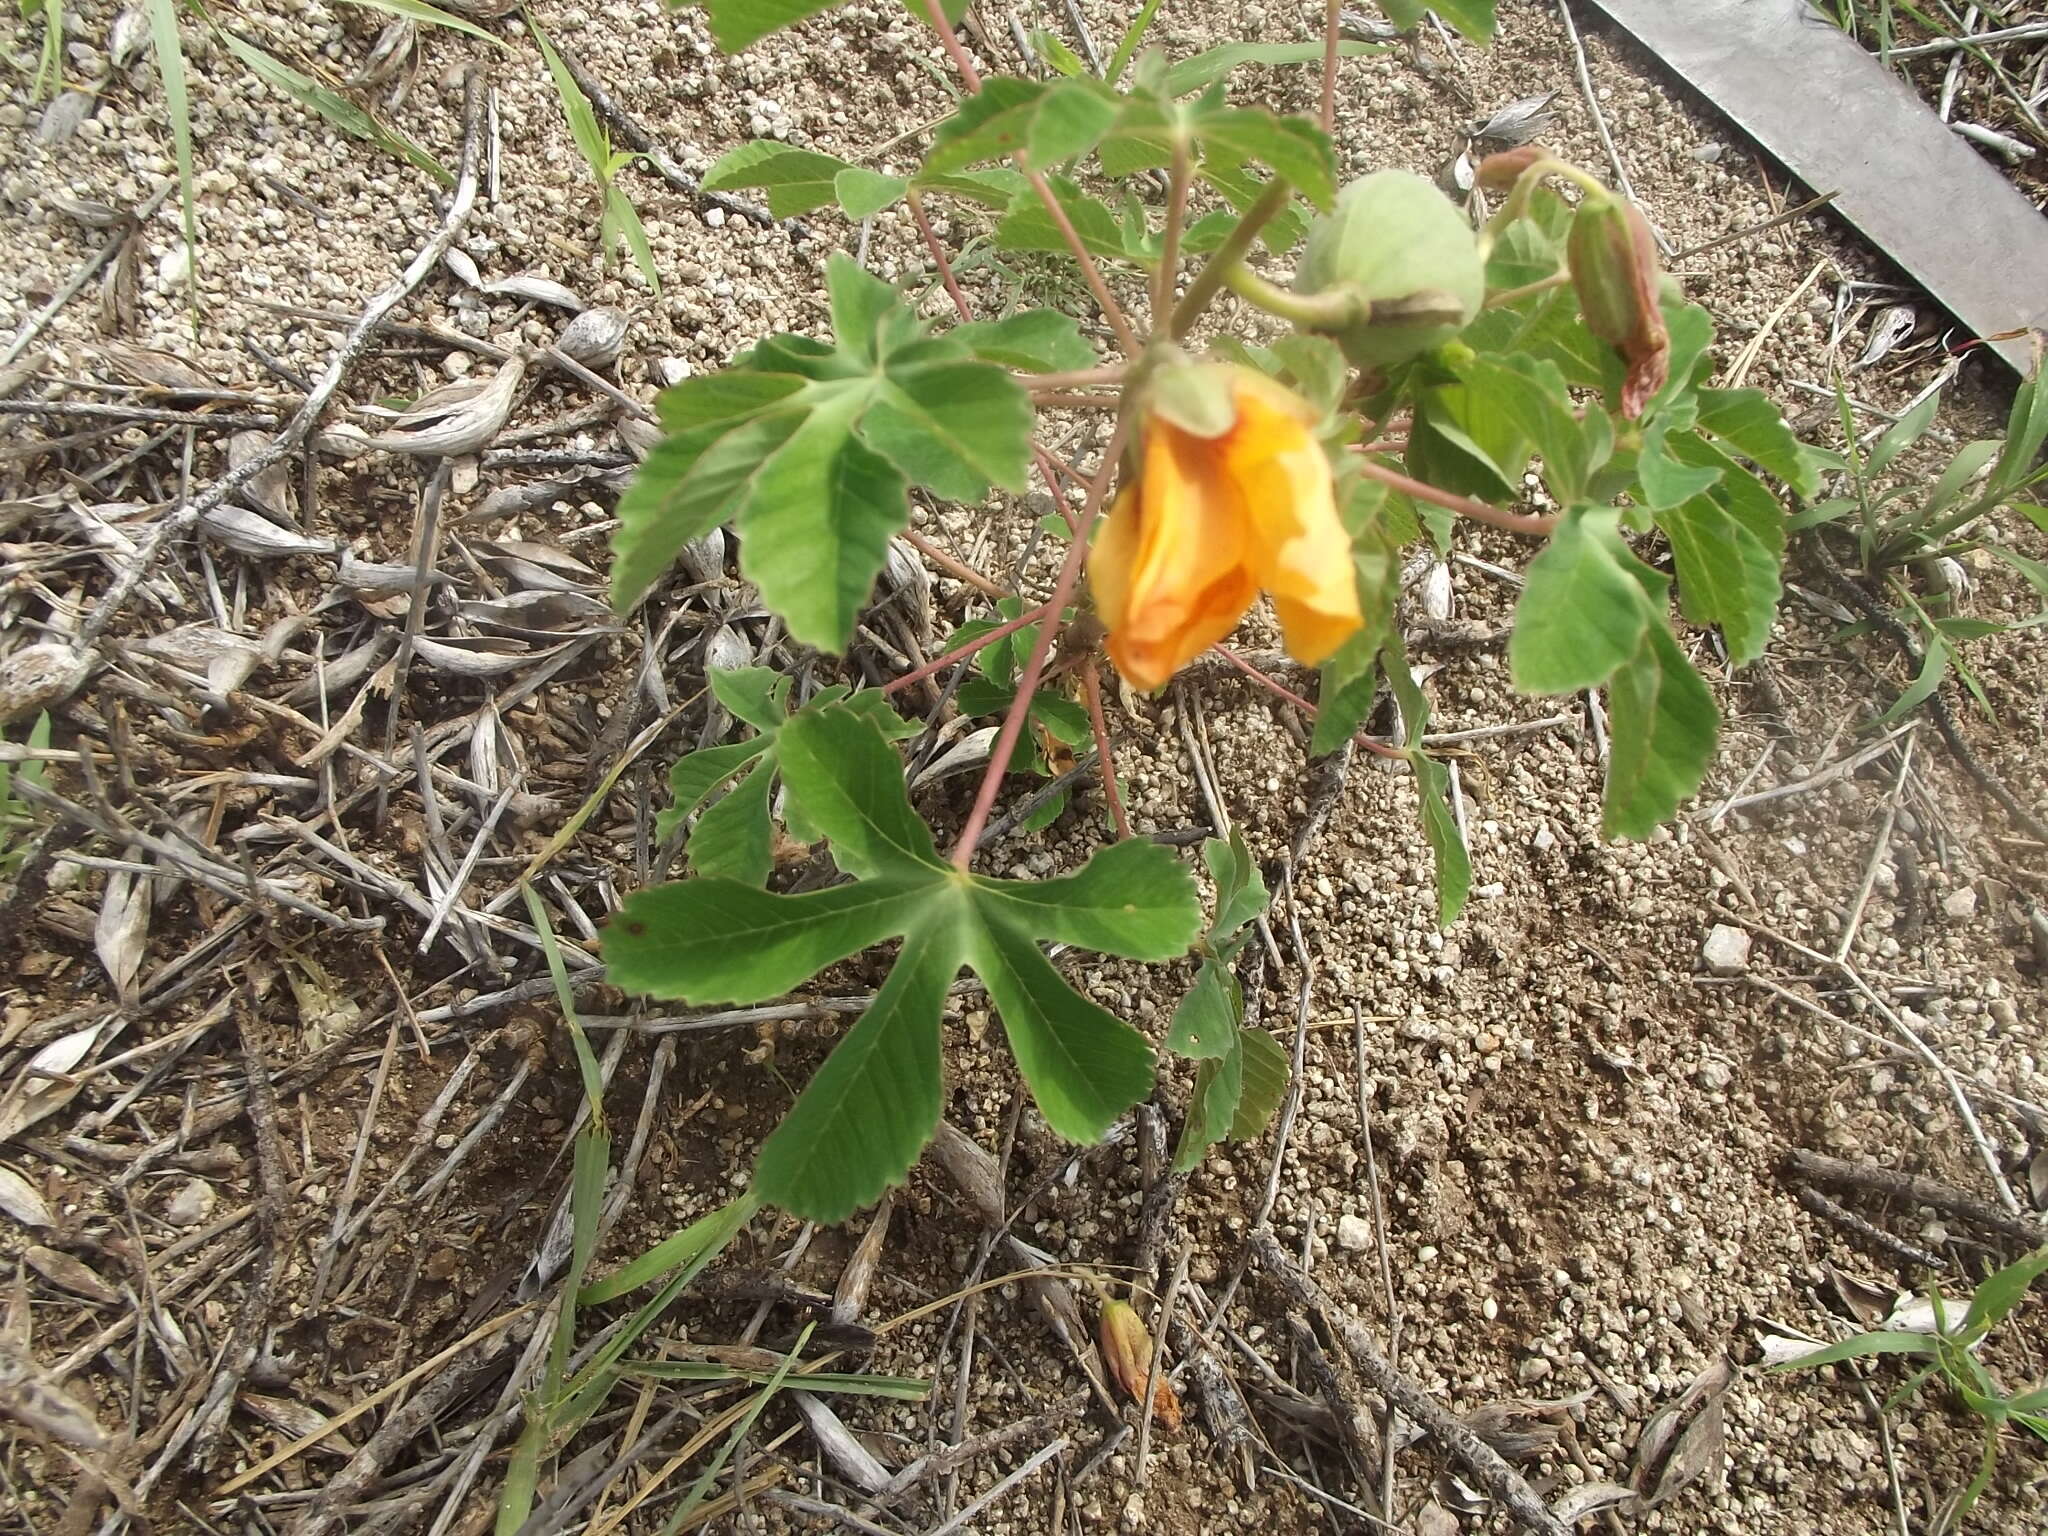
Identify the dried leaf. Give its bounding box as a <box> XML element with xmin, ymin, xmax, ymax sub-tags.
<box><xmin>364</xmin><ymin>355</ymin><xmax>526</xmax><ymax>457</ymax></box>
<box><xmin>229</xmin><ymin>432</ymin><xmax>299</xmax><ymax>525</ymax></box>
<box><xmin>409</xmin><ymin>634</ymin><xmax>573</xmax><ymax>678</ymax></box>
<box><xmin>473</xmin><ymin>539</ymin><xmax>599</xmax><ymax>593</ymax></box>
<box><xmin>1633</xmin><ymin>1356</ymin><xmax>1733</xmax><ymax>1506</ymax></box>
<box><xmin>2030</xmin><ymin>1145</ymin><xmax>2047</xmax><ymax>1210</ymax></box>
<box><xmin>37</xmin><ymin>92</ymin><xmax>95</xmax><ymax>144</ymax></box>
<box><xmin>198</xmin><ymin>505</ymin><xmax>339</xmax><ymax>560</ymax></box>
<box><xmin>1825</xmin><ymin>1266</ymin><xmax>1900</xmax><ymax>1329</ymax></box>
<box><xmin>1463</xmin><ymin>1390</ymin><xmax>1591</xmax><ymax>1461</ymax></box>
<box><xmin>95</xmin><ymin>341</ymin><xmax>215</xmax><ymax>395</ymax></box>
<box><xmin>1552</xmin><ymin>1482</ymin><xmax>1640</xmax><ymax>1523</ymax></box>
<box><xmin>25</xmin><ymin>1247</ymin><xmax>121</xmax><ymax>1306</ymax></box>
<box><xmin>0</xmin><ymin>1021</ymin><xmax>112</xmax><ymax>1143</ymax></box>
<box><xmin>0</xmin><ymin>1167</ymin><xmax>54</xmax><ymax>1230</ymax></box>
<box><xmin>481</xmin><ymin>274</ymin><xmax>584</xmax><ymax>311</ymax></box>
<box><xmin>350</xmin><ymin>18</ymin><xmax>417</xmax><ymax>88</ymax></box>
<box><xmin>1098</xmin><ymin>1298</ymin><xmax>1181</xmax><ymax>1431</ymax></box>
<box><xmin>443</xmin><ymin>247</ymin><xmax>483</xmax><ymax>289</ymax></box>
<box><xmin>48</xmin><ymin>196</ymin><xmax>128</xmax><ymax>230</ymax></box>
<box><xmin>911</xmin><ymin>726</ymin><xmax>997</xmax><ymax>790</ymax></box>
<box><xmin>238</xmin><ymin>1392</ymin><xmax>360</xmax><ymax>1453</ymax></box>
<box><xmin>94</xmin><ymin>868</ymin><xmax>153</xmax><ymax>1004</ymax></box>
<box><xmin>1854</xmin><ymin>304</ymin><xmax>1917</xmax><ymax>369</ymax></box>
<box><xmin>456</xmin><ymin>590</ymin><xmax>613</xmax><ymax>638</ymax></box>
<box><xmin>1471</xmin><ymin>91</ymin><xmax>1559</xmax><ymax>148</ymax></box>
<box><xmin>336</xmin><ymin>552</ymin><xmax>442</xmax><ymax>598</ymax></box>
<box><xmin>0</xmin><ymin>1336</ymin><xmax>109</xmax><ymax>1448</ymax></box>
<box><xmin>0</xmin><ymin>643</ymin><xmax>81</xmax><ymax>726</ymax></box>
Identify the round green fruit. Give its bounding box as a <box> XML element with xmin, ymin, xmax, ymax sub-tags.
<box><xmin>1294</xmin><ymin>171</ymin><xmax>1486</xmax><ymax>367</ymax></box>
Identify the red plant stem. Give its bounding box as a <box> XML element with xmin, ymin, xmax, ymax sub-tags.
<box><xmin>1081</xmin><ymin>660</ymin><xmax>1131</xmax><ymax>841</ymax></box>
<box><xmin>907</xmin><ymin>189</ymin><xmax>973</xmax><ymax>323</ymax></box>
<box><xmin>883</xmin><ymin>601</ymin><xmax>1050</xmax><ymax>696</ymax></box>
<box><xmin>1021</xmin><ymin>169</ymin><xmax>1144</xmax><ymax>358</ymax></box>
<box><xmin>914</xmin><ymin>0</ymin><xmax>1143</xmax><ymax>360</ymax></box>
<box><xmin>900</xmin><ymin>528</ymin><xmax>1008</xmax><ymax>598</ymax></box>
<box><xmin>1212</xmin><ymin>644</ymin><xmax>1405</xmax><ymax>761</ymax></box>
<box><xmin>1352</xmin><ymin>457</ymin><xmax>1559</xmax><ymax>539</ymax></box>
<box><xmin>1319</xmin><ymin>0</ymin><xmax>1342</xmax><ymax>134</ymax></box>
<box><xmin>951</xmin><ymin>412</ymin><xmax>1134</xmax><ymax>869</ymax></box>
<box><xmin>1031</xmin><ymin>445</ymin><xmax>1084</xmax><ymax>532</ymax></box>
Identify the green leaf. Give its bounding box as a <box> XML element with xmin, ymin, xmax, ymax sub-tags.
<box><xmin>1695</xmin><ymin>387</ymin><xmax>1820</xmax><ymax>499</ymax></box>
<box><xmin>1174</xmin><ymin>1035</ymin><xmax>1242</xmax><ymax>1171</ymax></box>
<box><xmin>778</xmin><ymin>705</ymin><xmax>942</xmax><ymax>877</ymax></box>
<box><xmin>656</xmin><ymin>371</ymin><xmax>808</xmax><ymax>432</ymax></box>
<box><xmin>1186</xmin><ymin>106</ymin><xmax>1336</xmax><ymax>210</ymax></box>
<box><xmin>656</xmin><ymin>739</ymin><xmax>770</xmax><ymax>841</ymax></box>
<box><xmin>993</xmin><ymin>177</ymin><xmax>1127</xmax><ymax>261</ymax></box>
<box><xmin>709</xmin><ymin>665</ymin><xmax>790</xmax><ymax>732</ymax></box>
<box><xmin>1666</xmin><ymin>431</ymin><xmax>1788</xmax><ymax>559</ymax></box>
<box><xmin>607</xmin><ymin>877</ymin><xmax>927</xmax><ymax>1004</ymax></box>
<box><xmin>1990</xmin><ymin>370</ymin><xmax>2047</xmax><ymax>496</ymax></box>
<box><xmin>1203</xmin><ymin>829</ymin><xmax>1269</xmax><ymax>941</ymax></box>
<box><xmin>1165</xmin><ymin>960</ymin><xmax>1239</xmax><ymax>1060</ymax></box>
<box><xmin>1463</xmin><ymin>355</ymin><xmax>1612</xmax><ymax>506</ymax></box>
<box><xmin>1960</xmin><ymin>1245</ymin><xmax>2048</xmax><ymax>1335</ymax></box>
<box><xmin>926</xmin><ymin>76</ymin><xmax>1116</xmax><ymax>174</ymax></box>
<box><xmin>1379</xmin><ymin>0</ymin><xmax>1496</xmax><ymax>41</ymax></box>
<box><xmin>740</xmin><ymin>400</ymin><xmax>912</xmax><ymax>650</ymax></box>
<box><xmin>948</xmin><ymin>311</ymin><xmax>1095</xmax><ymax>372</ymax></box>
<box><xmin>835</xmin><ymin>167</ymin><xmax>908</xmax><ymax>220</ymax></box>
<box><xmin>1657</xmin><ymin>493</ymin><xmax>1780</xmax><ymax>668</ymax></box>
<box><xmin>908</xmin><ymin>166</ymin><xmax>1030</xmax><ymax>210</ymax></box>
<box><xmin>214</xmin><ymin>27</ymin><xmax>451</xmax><ymax>186</ymax></box>
<box><xmin>1770</xmin><ymin>1330</ymin><xmax>1941</xmax><ymax>1372</ymax></box>
<box><xmin>1029</xmin><ymin>26</ymin><xmax>1088</xmax><ymax>76</ymax></box>
<box><xmin>1161</xmin><ymin>39</ymin><xmax>1381</xmax><ymax>97</ymax></box>
<box><xmin>1411</xmin><ymin>750</ymin><xmax>1471</xmax><ymax>927</ymax></box>
<box><xmin>702</xmin><ymin>142</ymin><xmax>854</xmax><ymax>218</ymax></box>
<box><xmin>613</xmin><ymin>411</ymin><xmax>805</xmax><ymax>613</ymax></box>
<box><xmin>1406</xmin><ymin>375</ymin><xmax>1532</xmax><ymax>502</ymax></box>
<box><xmin>975</xmin><ymin>837</ymin><xmax>1202</xmax><ymax>960</ymax></box>
<box><xmin>1229</xmin><ymin>1026</ymin><xmax>1289</xmax><ymax>1139</ymax></box>
<box><xmin>1635</xmin><ymin>416</ymin><xmax>1723</xmax><ymax>511</ymax></box>
<box><xmin>610</xmin><ymin>707</ymin><xmax>1200</xmax><ymax>1221</ymax></box>
<box><xmin>695</xmin><ymin>0</ymin><xmax>962</xmax><ymax>53</ymax></box>
<box><xmin>689</xmin><ymin>759</ymin><xmax>776</xmax><ymax>883</ymax></box>
<box><xmin>1874</xmin><ymin>634</ymin><xmax>1951</xmax><ymax>727</ymax></box>
<box><xmin>1510</xmin><ymin>509</ymin><xmax>1661</xmax><ymax>694</ymax></box>
<box><xmin>1266</xmin><ymin>335</ymin><xmax>1347</xmax><ymax>414</ymax></box>
<box><xmin>754</xmin><ymin>912</ymin><xmax>959</xmax><ymax>1221</ymax></box>
<box><xmin>1602</xmin><ymin>621</ymin><xmax>1718</xmax><ymax>839</ymax></box>
<box><xmin>579</xmin><ymin>1191</ymin><xmax>757</xmax><ymax>1306</ymax></box>
<box><xmin>966</xmin><ymin>911</ymin><xmax>1155</xmax><ymax>1144</ymax></box>
<box><xmin>604</xmin><ymin>183</ymin><xmax>661</xmax><ymax>294</ymax></box>
<box><xmin>860</xmin><ymin>350</ymin><xmax>1036</xmax><ymax>502</ymax></box>
<box><xmin>1868</xmin><ymin>386</ymin><xmax>1942</xmax><ymax>478</ymax></box>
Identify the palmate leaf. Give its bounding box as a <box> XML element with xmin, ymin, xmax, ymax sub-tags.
<box><xmin>608</xmin><ymin>706</ymin><xmax>1203</xmax><ymax>1222</ymax></box>
<box><xmin>612</xmin><ymin>254</ymin><xmax>1032</xmax><ymax>650</ymax></box>
<box><xmin>695</xmin><ymin>0</ymin><xmax>968</xmax><ymax>54</ymax></box>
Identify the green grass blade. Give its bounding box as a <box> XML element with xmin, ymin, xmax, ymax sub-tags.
<box><xmin>212</xmin><ymin>27</ymin><xmax>453</xmax><ymax>186</ymax></box>
<box><xmin>335</xmin><ymin>0</ymin><xmax>509</xmax><ymax>46</ymax></box>
<box><xmin>1105</xmin><ymin>0</ymin><xmax>1162</xmax><ymax>84</ymax></box>
<box><xmin>667</xmin><ymin>1323</ymin><xmax>815</xmax><ymax>1530</ymax></box>
<box><xmin>521</xmin><ymin>882</ymin><xmax>606</xmax><ymax>1121</ymax></box>
<box><xmin>145</xmin><ymin>0</ymin><xmax>198</xmax><ymax>306</ymax></box>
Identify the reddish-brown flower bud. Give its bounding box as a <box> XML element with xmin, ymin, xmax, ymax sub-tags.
<box><xmin>1098</xmin><ymin>1298</ymin><xmax>1182</xmax><ymax>1430</ymax></box>
<box><xmin>1567</xmin><ymin>195</ymin><xmax>1670</xmax><ymax>418</ymax></box>
<box><xmin>1475</xmin><ymin>144</ymin><xmax>1551</xmax><ymax>190</ymax></box>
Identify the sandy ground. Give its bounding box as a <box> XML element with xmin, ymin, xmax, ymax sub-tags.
<box><xmin>1</xmin><ymin>1</ymin><xmax>2045</xmax><ymax>1532</ymax></box>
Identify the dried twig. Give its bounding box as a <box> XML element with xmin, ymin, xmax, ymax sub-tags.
<box><xmin>1250</xmin><ymin>1230</ymin><xmax>1571</xmax><ymax>1536</ymax></box>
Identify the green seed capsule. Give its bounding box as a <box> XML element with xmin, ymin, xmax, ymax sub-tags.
<box><xmin>1294</xmin><ymin>171</ymin><xmax>1486</xmax><ymax>368</ymax></box>
<box><xmin>1566</xmin><ymin>194</ymin><xmax>1670</xmax><ymax>417</ymax></box>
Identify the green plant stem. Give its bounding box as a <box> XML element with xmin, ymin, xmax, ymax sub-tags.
<box><xmin>883</xmin><ymin>602</ymin><xmax>1051</xmax><ymax>696</ymax></box>
<box><xmin>1150</xmin><ymin>140</ymin><xmax>1193</xmax><ymax>340</ymax></box>
<box><xmin>1352</xmin><ymin>457</ymin><xmax>1558</xmax><ymax>538</ymax></box>
<box><xmin>951</xmin><ymin>411</ymin><xmax>1133</xmax><ymax>869</ymax></box>
<box><xmin>1222</xmin><ymin>265</ymin><xmax>1368</xmax><ymax>329</ymax></box>
<box><xmin>1172</xmin><ymin>179</ymin><xmax>1291</xmax><ymax>339</ymax></box>
<box><xmin>1081</xmin><ymin>661</ymin><xmax>1131</xmax><ymax>840</ymax></box>
<box><xmin>1484</xmin><ymin>271</ymin><xmax>1571</xmax><ymax>309</ymax></box>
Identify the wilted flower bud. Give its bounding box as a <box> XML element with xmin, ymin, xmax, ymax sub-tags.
<box><xmin>1098</xmin><ymin>1298</ymin><xmax>1182</xmax><ymax>1430</ymax></box>
<box><xmin>1567</xmin><ymin>194</ymin><xmax>1669</xmax><ymax>417</ymax></box>
<box><xmin>1475</xmin><ymin>144</ymin><xmax>1551</xmax><ymax>190</ymax></box>
<box><xmin>1294</xmin><ymin>170</ymin><xmax>1486</xmax><ymax>367</ymax></box>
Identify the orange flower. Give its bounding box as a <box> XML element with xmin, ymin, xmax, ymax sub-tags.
<box><xmin>1090</xmin><ymin>367</ymin><xmax>1362</xmax><ymax>692</ymax></box>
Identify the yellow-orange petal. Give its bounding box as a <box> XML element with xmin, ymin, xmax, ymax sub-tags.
<box><xmin>1223</xmin><ymin>375</ymin><xmax>1361</xmax><ymax>666</ymax></box>
<box><xmin>1104</xmin><ymin>417</ymin><xmax>1257</xmax><ymax>690</ymax></box>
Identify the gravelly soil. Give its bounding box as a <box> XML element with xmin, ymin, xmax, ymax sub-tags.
<box><xmin>1</xmin><ymin>1</ymin><xmax>2044</xmax><ymax>1533</ymax></box>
